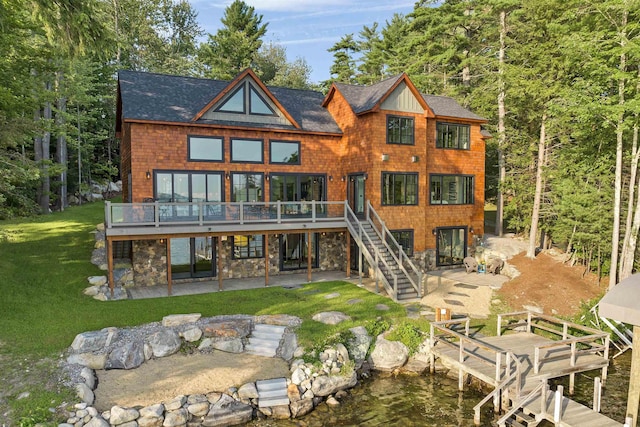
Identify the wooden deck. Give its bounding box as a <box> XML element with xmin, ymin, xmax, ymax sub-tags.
<box><xmin>429</xmin><ymin>311</ymin><xmax>622</xmax><ymax>427</ymax></box>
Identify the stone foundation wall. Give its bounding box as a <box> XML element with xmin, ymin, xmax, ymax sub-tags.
<box><xmin>132</xmin><ymin>240</ymin><xmax>168</xmax><ymax>286</ymax></box>
<box><xmin>130</xmin><ymin>233</ymin><xmax>348</xmax><ymax>287</ymax></box>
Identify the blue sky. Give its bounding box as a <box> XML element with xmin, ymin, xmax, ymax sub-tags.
<box><xmin>191</xmin><ymin>0</ymin><xmax>416</xmax><ymax>83</ymax></box>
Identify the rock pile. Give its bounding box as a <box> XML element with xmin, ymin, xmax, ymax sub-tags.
<box><xmin>60</xmin><ymin>310</ymin><xmax>431</xmax><ymax>426</ymax></box>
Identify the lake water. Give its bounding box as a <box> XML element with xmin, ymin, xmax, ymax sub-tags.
<box><xmin>248</xmin><ymin>351</ymin><xmax>631</xmax><ymax>426</ymax></box>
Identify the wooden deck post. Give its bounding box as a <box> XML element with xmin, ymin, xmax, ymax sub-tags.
<box><xmin>307</xmin><ymin>231</ymin><xmax>312</xmax><ymax>282</ymax></box>
<box><xmin>626</xmin><ymin>326</ymin><xmax>640</xmax><ymax>427</ymax></box>
<box><xmin>166</xmin><ymin>238</ymin><xmax>172</xmax><ymax>296</ymax></box>
<box><xmin>107</xmin><ymin>238</ymin><xmax>114</xmax><ymax>298</ymax></box>
<box><xmin>218</xmin><ymin>237</ymin><xmax>223</xmax><ymax>291</ymax></box>
<box><xmin>346</xmin><ymin>231</ymin><xmax>351</xmax><ymax>278</ymax></box>
<box><xmin>265</xmin><ymin>233</ymin><xmax>269</xmax><ymax>287</ymax></box>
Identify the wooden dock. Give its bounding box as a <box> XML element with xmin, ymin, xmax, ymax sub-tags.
<box><xmin>429</xmin><ymin>311</ymin><xmax>623</xmax><ymax>427</ymax></box>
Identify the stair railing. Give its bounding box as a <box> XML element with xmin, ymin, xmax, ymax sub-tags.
<box><xmin>495</xmin><ymin>379</ymin><xmax>546</xmax><ymax>427</ymax></box>
<box><xmin>344</xmin><ymin>203</ymin><xmax>399</xmax><ymax>299</ymax></box>
<box><xmin>473</xmin><ymin>350</ymin><xmax>524</xmax><ymax>426</ymax></box>
<box><xmin>366</xmin><ymin>201</ymin><xmax>423</xmax><ymax>297</ymax></box>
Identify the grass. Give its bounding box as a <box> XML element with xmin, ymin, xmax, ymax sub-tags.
<box><xmin>0</xmin><ymin>200</ymin><xmax>408</xmax><ymax>425</ymax></box>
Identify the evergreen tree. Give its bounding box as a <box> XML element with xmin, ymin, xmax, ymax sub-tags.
<box><xmin>327</xmin><ymin>34</ymin><xmax>358</xmax><ymax>84</ymax></box>
<box><xmin>198</xmin><ymin>0</ymin><xmax>267</xmax><ymax>80</ymax></box>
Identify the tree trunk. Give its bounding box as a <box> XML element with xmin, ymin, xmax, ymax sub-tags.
<box><xmin>56</xmin><ymin>72</ymin><xmax>68</xmax><ymax>211</ymax></box>
<box><xmin>527</xmin><ymin>113</ymin><xmax>547</xmax><ymax>258</ymax></box>
<box><xmin>34</xmin><ymin>108</ymin><xmax>43</xmax><ymax>206</ymax></box>
<box><xmin>39</xmin><ymin>81</ymin><xmax>52</xmax><ymax>214</ymax></box>
<box><xmin>619</xmin><ymin>64</ymin><xmax>640</xmax><ymax>280</ymax></box>
<box><xmin>609</xmin><ymin>11</ymin><xmax>627</xmax><ymax>290</ymax></box>
<box><xmin>495</xmin><ymin>10</ymin><xmax>507</xmax><ymax>236</ymax></box>
<box><xmin>620</xmin><ymin>119</ymin><xmax>640</xmax><ymax>281</ymax></box>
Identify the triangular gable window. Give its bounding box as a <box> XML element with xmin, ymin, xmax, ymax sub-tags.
<box><xmin>217</xmin><ymin>86</ymin><xmax>245</xmax><ymax>113</ymax></box>
<box><xmin>250</xmin><ymin>86</ymin><xmax>275</xmax><ymax>115</ymax></box>
<box><xmin>215</xmin><ymin>81</ymin><xmax>276</xmax><ymax>117</ymax></box>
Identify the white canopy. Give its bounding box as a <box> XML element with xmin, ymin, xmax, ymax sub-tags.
<box><xmin>600</xmin><ymin>273</ymin><xmax>640</xmax><ymax>326</ymax></box>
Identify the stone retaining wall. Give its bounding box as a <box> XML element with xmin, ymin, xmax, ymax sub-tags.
<box><xmin>61</xmin><ymin>311</ymin><xmax>433</xmax><ymax>427</ymax></box>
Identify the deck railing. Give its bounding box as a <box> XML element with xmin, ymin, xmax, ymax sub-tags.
<box><xmin>105</xmin><ymin>200</ymin><xmax>347</xmax><ymax>229</ymax></box>
<box><xmin>497</xmin><ymin>311</ymin><xmax>610</xmax><ymax>375</ymax></box>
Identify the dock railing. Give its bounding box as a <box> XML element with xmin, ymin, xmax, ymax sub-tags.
<box><xmin>497</xmin><ymin>310</ymin><xmax>610</xmax><ymax>376</ymax></box>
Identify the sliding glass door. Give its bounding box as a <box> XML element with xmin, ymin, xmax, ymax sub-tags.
<box><xmin>280</xmin><ymin>233</ymin><xmax>319</xmax><ymax>270</ymax></box>
<box><xmin>171</xmin><ymin>237</ymin><xmax>216</xmax><ymax>279</ymax></box>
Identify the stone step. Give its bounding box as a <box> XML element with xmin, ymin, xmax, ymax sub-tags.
<box><xmin>256</xmin><ymin>378</ymin><xmax>287</xmax><ymax>391</ymax></box>
<box><xmin>245</xmin><ymin>344</ymin><xmax>277</xmax><ymax>357</ymax></box>
<box><xmin>248</xmin><ymin>337</ymin><xmax>280</xmax><ymax>349</ymax></box>
<box><xmin>258</xmin><ymin>397</ymin><xmax>290</xmax><ymax>408</ymax></box>
<box><xmin>254</xmin><ymin>324</ymin><xmax>287</xmax><ymax>334</ymax></box>
<box><xmin>256</xmin><ymin>378</ymin><xmax>289</xmax><ymax>408</ymax></box>
<box><xmin>251</xmin><ymin>330</ymin><xmax>284</xmax><ymax>341</ymax></box>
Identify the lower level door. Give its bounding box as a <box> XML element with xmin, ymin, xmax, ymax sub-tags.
<box><xmin>280</xmin><ymin>233</ymin><xmax>319</xmax><ymax>270</ymax></box>
<box><xmin>171</xmin><ymin>237</ymin><xmax>216</xmax><ymax>279</ymax></box>
<box><xmin>435</xmin><ymin>227</ymin><xmax>467</xmax><ymax>267</ymax></box>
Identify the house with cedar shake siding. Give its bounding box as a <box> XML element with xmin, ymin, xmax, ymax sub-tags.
<box><xmin>108</xmin><ymin>68</ymin><xmax>488</xmax><ymax>301</ymax></box>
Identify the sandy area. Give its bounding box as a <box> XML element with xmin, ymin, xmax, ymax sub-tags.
<box><xmin>93</xmin><ymin>351</ymin><xmax>289</xmax><ymax>411</ymax></box>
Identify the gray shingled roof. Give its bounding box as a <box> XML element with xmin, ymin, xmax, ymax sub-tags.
<box><xmin>332</xmin><ymin>74</ymin><xmax>485</xmax><ymax>121</ymax></box>
<box><xmin>333</xmin><ymin>74</ymin><xmax>404</xmax><ymax>114</ymax></box>
<box><xmin>118</xmin><ymin>70</ymin><xmax>342</xmax><ymax>134</ymax></box>
<box><xmin>422</xmin><ymin>94</ymin><xmax>485</xmax><ymax>121</ymax></box>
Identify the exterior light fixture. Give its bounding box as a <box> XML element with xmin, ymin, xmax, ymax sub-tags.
<box><xmin>329</xmin><ymin>176</ymin><xmax>333</xmax><ymax>182</ymax></box>
<box><xmin>432</xmin><ymin>228</ymin><xmax>437</xmax><ymax>236</ymax></box>
<box><xmin>381</xmin><ymin>153</ymin><xmax>389</xmax><ymax>161</ymax></box>
<box><xmin>146</xmin><ymin>170</ymin><xmax>151</xmax><ymax>179</ymax></box>
<box><xmin>225</xmin><ymin>172</ymin><xmax>230</xmax><ymax>180</ymax></box>
<box><xmin>265</xmin><ymin>173</ymin><xmax>270</xmax><ymax>181</ymax></box>
<box><xmin>411</xmin><ymin>155</ymin><xmax>419</xmax><ymax>163</ymax></box>
<box><xmin>363</xmin><ymin>173</ymin><xmax>368</xmax><ymax>180</ymax></box>
<box><xmin>341</xmin><ymin>176</ymin><xmax>346</xmax><ymax>182</ymax></box>
<box><xmin>470</xmin><ymin>227</ymin><xmax>475</xmax><ymax>234</ymax></box>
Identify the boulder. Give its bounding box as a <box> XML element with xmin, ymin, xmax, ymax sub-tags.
<box><xmin>289</xmin><ymin>399</ymin><xmax>314</xmax><ymax>418</ymax></box>
<box><xmin>163</xmin><ymin>409</ymin><xmax>188</xmax><ymax>427</ymax></box>
<box><xmin>75</xmin><ymin>383</ymin><xmax>94</xmax><ymax>405</ymax></box>
<box><xmin>369</xmin><ymin>336</ymin><xmax>409</xmax><ymax>371</ymax></box>
<box><xmin>109</xmin><ymin>406</ymin><xmax>139</xmax><ymax>425</ymax></box>
<box><xmin>291</xmin><ymin>367</ymin><xmax>307</xmax><ymax>385</ymax></box>
<box><xmin>162</xmin><ymin>313</ymin><xmax>201</xmax><ymax>327</ymax></box>
<box><xmin>310</xmin><ymin>370</ymin><xmax>357</xmax><ymax>397</ymax></box>
<box><xmin>270</xmin><ymin>405</ymin><xmax>291</xmax><ymax>419</ymax></box>
<box><xmin>202</xmin><ymin>320</ymin><xmax>251</xmax><ymax>338</ymax></box>
<box><xmin>279</xmin><ymin>332</ymin><xmax>297</xmax><ymax>361</ymax></box>
<box><xmin>71</xmin><ymin>330</ymin><xmax>115</xmax><ymax>353</ymax></box>
<box><xmin>67</xmin><ymin>353</ymin><xmax>107</xmax><ymax>370</ymax></box>
<box><xmin>335</xmin><ymin>343</ymin><xmax>350</xmax><ymax>363</ymax></box>
<box><xmin>311</xmin><ymin>311</ymin><xmax>352</xmax><ymax>325</ymax></box>
<box><xmin>203</xmin><ymin>401</ymin><xmax>253</xmax><ymax>427</ymax></box>
<box><xmin>147</xmin><ymin>329</ymin><xmax>181</xmax><ymax>358</ymax></box>
<box><xmin>164</xmin><ymin>395</ymin><xmax>186</xmax><ymax>411</ymax></box>
<box><xmin>80</xmin><ymin>367</ymin><xmax>96</xmax><ymax>390</ymax></box>
<box><xmin>211</xmin><ymin>338</ymin><xmax>243</xmax><ymax>353</ymax></box>
<box><xmin>137</xmin><ymin>416</ymin><xmax>163</xmax><ymax>427</ymax></box>
<box><xmin>139</xmin><ymin>404</ymin><xmax>164</xmax><ymax>418</ymax></box>
<box><xmin>187</xmin><ymin>401</ymin><xmax>210</xmax><ymax>417</ymax></box>
<box><xmin>237</xmin><ymin>382</ymin><xmax>258</xmax><ymax>400</ymax></box>
<box><xmin>105</xmin><ymin>341</ymin><xmax>145</xmax><ymax>370</ymax></box>
<box><xmin>347</xmin><ymin>326</ymin><xmax>371</xmax><ymax>365</ymax></box>
<box><xmin>180</xmin><ymin>327</ymin><xmax>203</xmax><ymax>342</ymax></box>
<box><xmin>84</xmin><ymin>417</ymin><xmax>110</xmax><ymax>427</ymax></box>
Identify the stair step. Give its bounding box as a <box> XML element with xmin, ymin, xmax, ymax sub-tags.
<box><xmin>514</xmin><ymin>410</ymin><xmax>536</xmax><ymax>423</ymax></box>
<box><xmin>254</xmin><ymin>324</ymin><xmax>286</xmax><ymax>333</ymax></box>
<box><xmin>258</xmin><ymin>397</ymin><xmax>290</xmax><ymax>408</ymax></box>
<box><xmin>258</xmin><ymin>388</ymin><xmax>288</xmax><ymax>399</ymax></box>
<box><xmin>256</xmin><ymin>378</ymin><xmax>287</xmax><ymax>391</ymax></box>
<box><xmin>251</xmin><ymin>331</ymin><xmax>284</xmax><ymax>341</ymax></box>
<box><xmin>505</xmin><ymin>418</ymin><xmax>526</xmax><ymax>427</ymax></box>
<box><xmin>248</xmin><ymin>338</ymin><xmax>279</xmax><ymax>348</ymax></box>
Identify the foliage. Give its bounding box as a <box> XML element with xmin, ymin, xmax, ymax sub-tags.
<box><xmin>198</xmin><ymin>0</ymin><xmax>267</xmax><ymax>80</ymax></box>
<box><xmin>385</xmin><ymin>319</ymin><xmax>428</xmax><ymax>355</ymax></box>
<box><xmin>364</xmin><ymin>318</ymin><xmax>391</xmax><ymax>338</ymax></box>
<box><xmin>253</xmin><ymin>43</ymin><xmax>312</xmax><ymax>89</ymax></box>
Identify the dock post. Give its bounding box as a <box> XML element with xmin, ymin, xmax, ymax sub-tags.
<box><xmin>554</xmin><ymin>385</ymin><xmax>564</xmax><ymax>423</ymax></box>
<box><xmin>569</xmin><ymin>372</ymin><xmax>575</xmax><ymax>395</ymax></box>
<box><xmin>593</xmin><ymin>377</ymin><xmax>601</xmax><ymax>413</ymax></box>
<box><xmin>459</xmin><ymin>340</ymin><xmax>465</xmax><ymax>391</ymax></box>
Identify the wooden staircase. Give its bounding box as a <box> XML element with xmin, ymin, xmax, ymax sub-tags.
<box><xmin>357</xmin><ymin>221</ymin><xmax>420</xmax><ymax>300</ymax></box>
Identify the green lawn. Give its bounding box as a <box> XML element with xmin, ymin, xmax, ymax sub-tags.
<box><xmin>0</xmin><ymin>200</ymin><xmax>408</xmax><ymax>425</ymax></box>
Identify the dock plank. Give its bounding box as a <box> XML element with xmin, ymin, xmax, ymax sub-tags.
<box><xmin>522</xmin><ymin>390</ymin><xmax>622</xmax><ymax>427</ymax></box>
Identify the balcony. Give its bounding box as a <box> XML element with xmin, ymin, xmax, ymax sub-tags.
<box><xmin>104</xmin><ymin>200</ymin><xmax>349</xmax><ymax>238</ymax></box>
